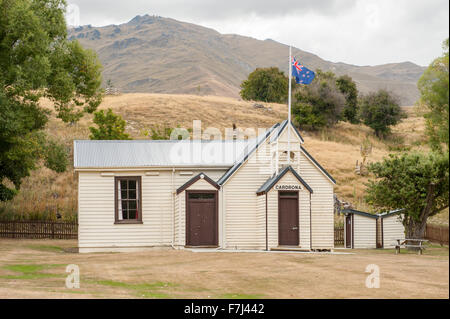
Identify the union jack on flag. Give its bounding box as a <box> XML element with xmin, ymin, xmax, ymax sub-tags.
<box><xmin>292</xmin><ymin>57</ymin><xmax>315</xmax><ymax>85</ymax></box>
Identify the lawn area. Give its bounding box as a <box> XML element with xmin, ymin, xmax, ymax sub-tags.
<box><xmin>0</xmin><ymin>239</ymin><xmax>448</xmax><ymax>299</ymax></box>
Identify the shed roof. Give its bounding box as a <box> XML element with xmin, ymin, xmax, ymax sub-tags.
<box><xmin>256</xmin><ymin>165</ymin><xmax>313</xmax><ymax>195</ymax></box>
<box><xmin>379</xmin><ymin>209</ymin><xmax>405</xmax><ymax>218</ymax></box>
<box><xmin>342</xmin><ymin>209</ymin><xmax>379</xmax><ymax>219</ymax></box>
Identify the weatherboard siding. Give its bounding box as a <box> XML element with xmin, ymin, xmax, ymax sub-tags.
<box><xmin>256</xmin><ymin>194</ymin><xmax>266</xmax><ymax>249</ymax></box>
<box><xmin>298</xmin><ymin>151</ymin><xmax>334</xmax><ymax>249</ymax></box>
<box><xmin>353</xmin><ymin>214</ymin><xmax>377</xmax><ymax>249</ymax></box>
<box><xmin>78</xmin><ymin>169</ymin><xmax>225</xmax><ymax>250</ymax></box>
<box><xmin>382</xmin><ymin>214</ymin><xmax>405</xmax><ymax>248</ymax></box>
<box><xmin>223</xmin><ymin>142</ymin><xmax>272</xmax><ymax>249</ymax></box>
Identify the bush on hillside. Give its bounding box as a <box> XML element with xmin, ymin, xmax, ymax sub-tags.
<box><xmin>359</xmin><ymin>90</ymin><xmax>404</xmax><ymax>138</ymax></box>
<box><xmin>292</xmin><ymin>70</ymin><xmax>346</xmax><ymax>130</ymax></box>
<box><xmin>89</xmin><ymin>108</ymin><xmax>131</xmax><ymax>140</ymax></box>
<box><xmin>336</xmin><ymin>75</ymin><xmax>359</xmax><ymax>124</ymax></box>
<box><xmin>240</xmin><ymin>67</ymin><xmax>288</xmax><ymax>103</ymax></box>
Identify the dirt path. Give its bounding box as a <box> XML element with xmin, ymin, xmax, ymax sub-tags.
<box><xmin>0</xmin><ymin>239</ymin><xmax>448</xmax><ymax>299</ymax></box>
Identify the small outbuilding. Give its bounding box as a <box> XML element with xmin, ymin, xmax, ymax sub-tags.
<box><xmin>343</xmin><ymin>209</ymin><xmax>379</xmax><ymax>249</ymax></box>
<box><xmin>379</xmin><ymin>209</ymin><xmax>405</xmax><ymax>248</ymax></box>
<box><xmin>342</xmin><ymin>208</ymin><xmax>405</xmax><ymax>249</ymax></box>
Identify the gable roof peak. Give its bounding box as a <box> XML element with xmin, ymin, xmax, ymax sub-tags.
<box><xmin>256</xmin><ymin>165</ymin><xmax>313</xmax><ymax>195</ymax></box>
<box><xmin>270</xmin><ymin>120</ymin><xmax>304</xmax><ymax>144</ymax></box>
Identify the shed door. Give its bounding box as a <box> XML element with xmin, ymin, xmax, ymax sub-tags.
<box><xmin>278</xmin><ymin>191</ymin><xmax>299</xmax><ymax>246</ymax></box>
<box><xmin>186</xmin><ymin>191</ymin><xmax>218</xmax><ymax>247</ymax></box>
<box><xmin>345</xmin><ymin>215</ymin><xmax>352</xmax><ymax>248</ymax></box>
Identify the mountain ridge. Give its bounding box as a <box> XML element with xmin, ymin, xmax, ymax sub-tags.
<box><xmin>69</xmin><ymin>14</ymin><xmax>425</xmax><ymax>105</ymax></box>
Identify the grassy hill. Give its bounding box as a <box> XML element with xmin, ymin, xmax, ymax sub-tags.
<box><xmin>68</xmin><ymin>14</ymin><xmax>425</xmax><ymax>106</ymax></box>
<box><xmin>0</xmin><ymin>93</ymin><xmax>447</xmax><ymax>225</ymax></box>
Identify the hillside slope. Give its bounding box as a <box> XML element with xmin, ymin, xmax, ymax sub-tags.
<box><xmin>3</xmin><ymin>93</ymin><xmax>445</xmax><ymax>225</ymax></box>
<box><xmin>68</xmin><ymin>14</ymin><xmax>425</xmax><ymax>106</ymax></box>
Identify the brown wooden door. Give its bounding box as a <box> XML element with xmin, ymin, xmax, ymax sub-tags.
<box><xmin>278</xmin><ymin>191</ymin><xmax>299</xmax><ymax>246</ymax></box>
<box><xmin>186</xmin><ymin>191</ymin><xmax>218</xmax><ymax>246</ymax></box>
<box><xmin>345</xmin><ymin>215</ymin><xmax>352</xmax><ymax>248</ymax></box>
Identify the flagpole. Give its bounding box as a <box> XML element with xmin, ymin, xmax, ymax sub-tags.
<box><xmin>287</xmin><ymin>45</ymin><xmax>292</xmax><ymax>166</ymax></box>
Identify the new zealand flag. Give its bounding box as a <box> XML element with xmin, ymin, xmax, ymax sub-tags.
<box><xmin>292</xmin><ymin>57</ymin><xmax>315</xmax><ymax>85</ymax></box>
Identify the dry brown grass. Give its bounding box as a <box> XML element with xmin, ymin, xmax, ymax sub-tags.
<box><xmin>0</xmin><ymin>239</ymin><xmax>447</xmax><ymax>299</ymax></box>
<box><xmin>1</xmin><ymin>94</ymin><xmax>447</xmax><ymax>224</ymax></box>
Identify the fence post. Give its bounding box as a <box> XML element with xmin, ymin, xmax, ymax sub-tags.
<box><xmin>51</xmin><ymin>222</ymin><xmax>55</xmax><ymax>239</ymax></box>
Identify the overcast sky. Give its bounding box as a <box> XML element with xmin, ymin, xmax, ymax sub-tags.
<box><xmin>66</xmin><ymin>0</ymin><xmax>449</xmax><ymax>66</ymax></box>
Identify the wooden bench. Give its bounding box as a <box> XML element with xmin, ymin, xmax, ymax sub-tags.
<box><xmin>395</xmin><ymin>239</ymin><xmax>428</xmax><ymax>255</ymax></box>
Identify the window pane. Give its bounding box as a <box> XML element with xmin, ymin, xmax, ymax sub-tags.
<box><xmin>129</xmin><ymin>189</ymin><xmax>136</xmax><ymax>200</ymax></box>
<box><xmin>122</xmin><ymin>201</ymin><xmax>128</xmax><ymax>213</ymax></box>
<box><xmin>121</xmin><ymin>190</ymin><xmax>128</xmax><ymax>199</ymax></box>
<box><xmin>128</xmin><ymin>180</ymin><xmax>136</xmax><ymax>189</ymax></box>
<box><xmin>128</xmin><ymin>200</ymin><xmax>137</xmax><ymax>210</ymax></box>
<box><xmin>280</xmin><ymin>191</ymin><xmax>298</xmax><ymax>197</ymax></box>
<box><xmin>188</xmin><ymin>193</ymin><xmax>215</xmax><ymax>200</ymax></box>
<box><xmin>128</xmin><ymin>210</ymin><xmax>137</xmax><ymax>219</ymax></box>
<box><xmin>121</xmin><ymin>199</ymin><xmax>128</xmax><ymax>219</ymax></box>
<box><xmin>120</xmin><ymin>180</ymin><xmax>128</xmax><ymax>190</ymax></box>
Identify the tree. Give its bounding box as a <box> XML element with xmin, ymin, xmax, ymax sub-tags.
<box><xmin>365</xmin><ymin>152</ymin><xmax>449</xmax><ymax>239</ymax></box>
<box><xmin>336</xmin><ymin>75</ymin><xmax>359</xmax><ymax>123</ymax></box>
<box><xmin>292</xmin><ymin>70</ymin><xmax>346</xmax><ymax>130</ymax></box>
<box><xmin>240</xmin><ymin>67</ymin><xmax>288</xmax><ymax>103</ymax></box>
<box><xmin>89</xmin><ymin>109</ymin><xmax>130</xmax><ymax>140</ymax></box>
<box><xmin>0</xmin><ymin>0</ymin><xmax>103</xmax><ymax>201</ymax></box>
<box><xmin>417</xmin><ymin>38</ymin><xmax>449</xmax><ymax>152</ymax></box>
<box><xmin>359</xmin><ymin>90</ymin><xmax>403</xmax><ymax>138</ymax></box>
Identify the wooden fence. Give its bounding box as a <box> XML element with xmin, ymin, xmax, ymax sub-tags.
<box><xmin>425</xmin><ymin>224</ymin><xmax>449</xmax><ymax>245</ymax></box>
<box><xmin>1</xmin><ymin>220</ymin><xmax>444</xmax><ymax>245</ymax></box>
<box><xmin>0</xmin><ymin>220</ymin><xmax>77</xmax><ymax>239</ymax></box>
<box><xmin>334</xmin><ymin>226</ymin><xmax>344</xmax><ymax>246</ymax></box>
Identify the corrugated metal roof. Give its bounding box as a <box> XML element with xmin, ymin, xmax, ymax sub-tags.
<box><xmin>74</xmin><ymin>139</ymin><xmax>254</xmax><ymax>168</ymax></box>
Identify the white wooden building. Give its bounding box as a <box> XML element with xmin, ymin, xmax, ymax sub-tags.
<box><xmin>343</xmin><ymin>209</ymin><xmax>405</xmax><ymax>249</ymax></box>
<box><xmin>379</xmin><ymin>210</ymin><xmax>405</xmax><ymax>248</ymax></box>
<box><xmin>74</xmin><ymin>120</ymin><xmax>336</xmax><ymax>253</ymax></box>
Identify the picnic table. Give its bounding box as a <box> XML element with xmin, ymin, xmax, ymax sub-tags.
<box><xmin>395</xmin><ymin>238</ymin><xmax>429</xmax><ymax>255</ymax></box>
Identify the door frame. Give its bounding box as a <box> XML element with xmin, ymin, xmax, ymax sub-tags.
<box><xmin>278</xmin><ymin>190</ymin><xmax>300</xmax><ymax>246</ymax></box>
<box><xmin>185</xmin><ymin>190</ymin><xmax>219</xmax><ymax>247</ymax></box>
<box><xmin>345</xmin><ymin>214</ymin><xmax>353</xmax><ymax>248</ymax></box>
